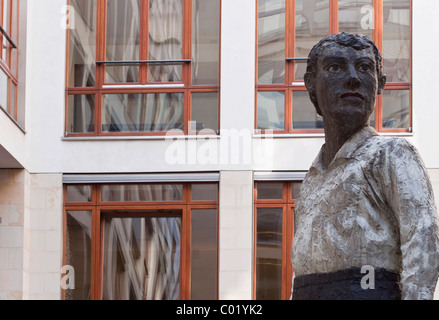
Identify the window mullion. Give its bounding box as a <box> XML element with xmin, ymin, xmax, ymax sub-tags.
<box><xmin>183</xmin><ymin>0</ymin><xmax>192</xmax><ymax>87</ymax></box>
<box><xmin>140</xmin><ymin>0</ymin><xmax>149</xmax><ymax>84</ymax></box>
<box><xmin>330</xmin><ymin>0</ymin><xmax>339</xmax><ymax>34</ymax></box>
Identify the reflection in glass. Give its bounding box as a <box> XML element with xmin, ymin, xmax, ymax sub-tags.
<box><xmin>67</xmin><ymin>185</ymin><xmax>93</xmax><ymax>203</ymax></box>
<box><xmin>291</xmin><ymin>182</ymin><xmax>302</xmax><ymax>199</ymax></box>
<box><xmin>191</xmin><ymin>184</ymin><xmax>218</xmax><ymax>201</ymax></box>
<box><xmin>295</xmin><ymin>0</ymin><xmax>329</xmax><ymax>80</ymax></box>
<box><xmin>292</xmin><ymin>91</ymin><xmax>323</xmax><ymax>130</ymax></box>
<box><xmin>102</xmin><ymin>93</ymin><xmax>184</xmax><ymax>133</ymax></box>
<box><xmin>103</xmin><ymin>213</ymin><xmax>181</xmax><ymax>300</ymax></box>
<box><xmin>10</xmin><ymin>0</ymin><xmax>18</xmax><ymax>75</ymax></box>
<box><xmin>257</xmin><ymin>91</ymin><xmax>285</xmax><ymax>131</ymax></box>
<box><xmin>1</xmin><ymin>0</ymin><xmax>10</xmax><ymax>63</ymax></box>
<box><xmin>383</xmin><ymin>0</ymin><xmax>410</xmax><ymax>83</ymax></box>
<box><xmin>191</xmin><ymin>92</ymin><xmax>219</xmax><ymax>132</ymax></box>
<box><xmin>258</xmin><ymin>0</ymin><xmax>285</xmax><ymax>84</ymax></box>
<box><xmin>148</xmin><ymin>0</ymin><xmax>183</xmax><ymax>82</ymax></box>
<box><xmin>68</xmin><ymin>0</ymin><xmax>97</xmax><ymax>87</ymax></box>
<box><xmin>10</xmin><ymin>81</ymin><xmax>16</xmax><ymax>118</ymax></box>
<box><xmin>101</xmin><ymin>184</ymin><xmax>184</xmax><ymax>202</ymax></box>
<box><xmin>65</xmin><ymin>211</ymin><xmax>92</xmax><ymax>300</ymax></box>
<box><xmin>256</xmin><ymin>208</ymin><xmax>283</xmax><ymax>300</ymax></box>
<box><xmin>382</xmin><ymin>90</ymin><xmax>410</xmax><ymax>129</ymax></box>
<box><xmin>67</xmin><ymin>95</ymin><xmax>95</xmax><ymax>133</ymax></box>
<box><xmin>0</xmin><ymin>70</ymin><xmax>8</xmax><ymax>111</ymax></box>
<box><xmin>192</xmin><ymin>0</ymin><xmax>220</xmax><ymax>85</ymax></box>
<box><xmin>106</xmin><ymin>0</ymin><xmax>140</xmax><ymax>83</ymax></box>
<box><xmin>191</xmin><ymin>209</ymin><xmax>218</xmax><ymax>300</ymax></box>
<box><xmin>257</xmin><ymin>182</ymin><xmax>284</xmax><ymax>200</ymax></box>
<box><xmin>339</xmin><ymin>0</ymin><xmax>373</xmax><ymax>40</ymax></box>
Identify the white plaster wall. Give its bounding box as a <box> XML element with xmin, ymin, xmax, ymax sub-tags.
<box><xmin>0</xmin><ymin>113</ymin><xmax>26</xmax><ymax>168</ymax></box>
<box><xmin>411</xmin><ymin>0</ymin><xmax>439</xmax><ymax>169</ymax></box>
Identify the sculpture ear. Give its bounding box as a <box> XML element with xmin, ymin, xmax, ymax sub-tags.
<box><xmin>377</xmin><ymin>74</ymin><xmax>387</xmax><ymax>95</ymax></box>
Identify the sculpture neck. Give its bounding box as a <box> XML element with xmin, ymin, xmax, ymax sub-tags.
<box><xmin>322</xmin><ymin>121</ymin><xmax>367</xmax><ymax>170</ymax></box>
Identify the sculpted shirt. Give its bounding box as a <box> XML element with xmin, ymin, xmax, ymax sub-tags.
<box><xmin>292</xmin><ymin>126</ymin><xmax>439</xmax><ymax>300</ymax></box>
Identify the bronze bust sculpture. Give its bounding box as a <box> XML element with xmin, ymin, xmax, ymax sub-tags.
<box><xmin>291</xmin><ymin>33</ymin><xmax>439</xmax><ymax>300</ymax></box>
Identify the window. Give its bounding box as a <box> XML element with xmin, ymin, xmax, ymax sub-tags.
<box><xmin>0</xmin><ymin>0</ymin><xmax>20</xmax><ymax>124</ymax></box>
<box><xmin>256</xmin><ymin>0</ymin><xmax>411</xmax><ymax>133</ymax></box>
<box><xmin>66</xmin><ymin>0</ymin><xmax>221</xmax><ymax>137</ymax></box>
<box><xmin>63</xmin><ymin>183</ymin><xmax>219</xmax><ymax>300</ymax></box>
<box><xmin>254</xmin><ymin>181</ymin><xmax>302</xmax><ymax>300</ymax></box>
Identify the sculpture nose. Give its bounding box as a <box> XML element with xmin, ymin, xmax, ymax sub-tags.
<box><xmin>345</xmin><ymin>64</ymin><xmax>361</xmax><ymax>88</ymax></box>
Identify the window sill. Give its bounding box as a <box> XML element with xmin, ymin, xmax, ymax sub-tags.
<box><xmin>62</xmin><ymin>134</ymin><xmax>221</xmax><ymax>141</ymax></box>
<box><xmin>253</xmin><ymin>131</ymin><xmax>414</xmax><ymax>139</ymax></box>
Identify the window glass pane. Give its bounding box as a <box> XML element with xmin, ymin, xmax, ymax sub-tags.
<box><xmin>256</xmin><ymin>208</ymin><xmax>283</xmax><ymax>300</ymax></box>
<box><xmin>148</xmin><ymin>0</ymin><xmax>183</xmax><ymax>82</ymax></box>
<box><xmin>102</xmin><ymin>93</ymin><xmax>184</xmax><ymax>133</ymax></box>
<box><xmin>191</xmin><ymin>92</ymin><xmax>219</xmax><ymax>132</ymax></box>
<box><xmin>0</xmin><ymin>69</ymin><xmax>9</xmax><ymax>111</ymax></box>
<box><xmin>11</xmin><ymin>0</ymin><xmax>18</xmax><ymax>44</ymax></box>
<box><xmin>2</xmin><ymin>0</ymin><xmax>10</xmax><ymax>33</ymax></box>
<box><xmin>295</xmin><ymin>0</ymin><xmax>329</xmax><ymax>80</ymax></box>
<box><xmin>191</xmin><ymin>183</ymin><xmax>218</xmax><ymax>201</ymax></box>
<box><xmin>105</xmin><ymin>0</ymin><xmax>140</xmax><ymax>83</ymax></box>
<box><xmin>67</xmin><ymin>185</ymin><xmax>93</xmax><ymax>203</ymax></box>
<box><xmin>258</xmin><ymin>0</ymin><xmax>285</xmax><ymax>84</ymax></box>
<box><xmin>65</xmin><ymin>211</ymin><xmax>92</xmax><ymax>300</ymax></box>
<box><xmin>2</xmin><ymin>36</ymin><xmax>11</xmax><ymax>66</ymax></box>
<box><xmin>257</xmin><ymin>91</ymin><xmax>285</xmax><ymax>131</ymax></box>
<box><xmin>382</xmin><ymin>90</ymin><xmax>410</xmax><ymax>129</ymax></box>
<box><xmin>101</xmin><ymin>184</ymin><xmax>184</xmax><ymax>202</ymax></box>
<box><xmin>68</xmin><ymin>0</ymin><xmax>97</xmax><ymax>87</ymax></box>
<box><xmin>192</xmin><ymin>0</ymin><xmax>220</xmax><ymax>85</ymax></box>
<box><xmin>383</xmin><ymin>0</ymin><xmax>410</xmax><ymax>83</ymax></box>
<box><xmin>292</xmin><ymin>91</ymin><xmax>323</xmax><ymax>130</ymax></box>
<box><xmin>9</xmin><ymin>81</ymin><xmax>16</xmax><ymax>119</ymax></box>
<box><xmin>339</xmin><ymin>0</ymin><xmax>374</xmax><ymax>40</ymax></box>
<box><xmin>257</xmin><ymin>182</ymin><xmax>284</xmax><ymax>200</ymax></box>
<box><xmin>370</xmin><ymin>109</ymin><xmax>376</xmax><ymax>128</ymax></box>
<box><xmin>291</xmin><ymin>182</ymin><xmax>302</xmax><ymax>199</ymax></box>
<box><xmin>67</xmin><ymin>95</ymin><xmax>95</xmax><ymax>134</ymax></box>
<box><xmin>190</xmin><ymin>209</ymin><xmax>218</xmax><ymax>300</ymax></box>
<box><xmin>102</xmin><ymin>212</ymin><xmax>181</xmax><ymax>300</ymax></box>
<box><xmin>1</xmin><ymin>1</ymin><xmax>10</xmax><ymax>62</ymax></box>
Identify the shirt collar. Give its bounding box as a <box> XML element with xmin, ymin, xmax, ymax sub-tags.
<box><xmin>311</xmin><ymin>126</ymin><xmax>379</xmax><ymax>173</ymax></box>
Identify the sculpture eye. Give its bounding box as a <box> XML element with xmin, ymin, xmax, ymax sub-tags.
<box><xmin>328</xmin><ymin>64</ymin><xmax>341</xmax><ymax>73</ymax></box>
<box><xmin>359</xmin><ymin>63</ymin><xmax>372</xmax><ymax>72</ymax></box>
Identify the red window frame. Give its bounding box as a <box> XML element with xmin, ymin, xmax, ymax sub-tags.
<box><xmin>63</xmin><ymin>182</ymin><xmax>219</xmax><ymax>300</ymax></box>
<box><xmin>253</xmin><ymin>181</ymin><xmax>301</xmax><ymax>300</ymax></box>
<box><xmin>0</xmin><ymin>0</ymin><xmax>19</xmax><ymax>122</ymax></box>
<box><xmin>255</xmin><ymin>0</ymin><xmax>412</xmax><ymax>134</ymax></box>
<box><xmin>65</xmin><ymin>0</ymin><xmax>221</xmax><ymax>137</ymax></box>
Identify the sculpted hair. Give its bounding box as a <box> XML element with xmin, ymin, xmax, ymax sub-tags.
<box><xmin>305</xmin><ymin>32</ymin><xmax>385</xmax><ymax>112</ymax></box>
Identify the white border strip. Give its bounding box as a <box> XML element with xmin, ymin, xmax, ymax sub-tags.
<box><xmin>63</xmin><ymin>172</ymin><xmax>220</xmax><ymax>184</ymax></box>
<box><xmin>254</xmin><ymin>171</ymin><xmax>306</xmax><ymax>181</ymax></box>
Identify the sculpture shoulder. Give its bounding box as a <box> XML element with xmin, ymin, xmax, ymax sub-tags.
<box><xmin>362</xmin><ymin>135</ymin><xmax>422</xmax><ymax>164</ymax></box>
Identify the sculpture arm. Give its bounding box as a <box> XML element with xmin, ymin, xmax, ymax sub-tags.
<box><xmin>382</xmin><ymin>139</ymin><xmax>439</xmax><ymax>300</ymax></box>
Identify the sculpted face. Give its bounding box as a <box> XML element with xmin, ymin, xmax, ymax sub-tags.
<box><xmin>308</xmin><ymin>42</ymin><xmax>385</xmax><ymax>131</ymax></box>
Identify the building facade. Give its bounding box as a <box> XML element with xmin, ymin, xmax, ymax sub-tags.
<box><xmin>0</xmin><ymin>0</ymin><xmax>438</xmax><ymax>300</ymax></box>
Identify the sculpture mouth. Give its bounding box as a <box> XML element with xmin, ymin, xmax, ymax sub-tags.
<box><xmin>340</xmin><ymin>92</ymin><xmax>365</xmax><ymax>101</ymax></box>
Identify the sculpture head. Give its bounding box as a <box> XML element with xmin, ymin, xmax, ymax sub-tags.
<box><xmin>304</xmin><ymin>33</ymin><xmax>387</xmax><ymax>130</ymax></box>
